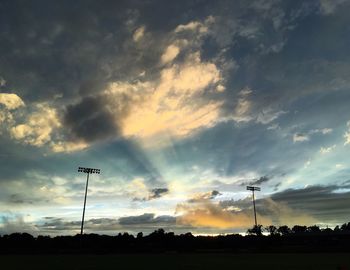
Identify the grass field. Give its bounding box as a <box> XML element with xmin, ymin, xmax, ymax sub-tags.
<box><xmin>1</xmin><ymin>253</ymin><xmax>349</xmax><ymax>270</ymax></box>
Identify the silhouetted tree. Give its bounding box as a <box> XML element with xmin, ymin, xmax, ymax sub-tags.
<box><xmin>265</xmin><ymin>225</ymin><xmax>278</xmax><ymax>236</ymax></box>
<box><xmin>292</xmin><ymin>225</ymin><xmax>307</xmax><ymax>234</ymax></box>
<box><xmin>322</xmin><ymin>227</ymin><xmax>333</xmax><ymax>234</ymax></box>
<box><xmin>334</xmin><ymin>225</ymin><xmax>341</xmax><ymax>232</ymax></box>
<box><xmin>341</xmin><ymin>222</ymin><xmax>350</xmax><ymax>232</ymax></box>
<box><xmin>247</xmin><ymin>224</ymin><xmax>263</xmax><ymax>236</ymax></box>
<box><xmin>307</xmin><ymin>225</ymin><xmax>321</xmax><ymax>233</ymax></box>
<box><xmin>137</xmin><ymin>232</ymin><xmax>143</xmax><ymax>239</ymax></box>
<box><xmin>277</xmin><ymin>225</ymin><xmax>291</xmax><ymax>236</ymax></box>
<box><xmin>1</xmin><ymin>222</ymin><xmax>350</xmax><ymax>254</ymax></box>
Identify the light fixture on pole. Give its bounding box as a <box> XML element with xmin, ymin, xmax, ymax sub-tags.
<box><xmin>246</xmin><ymin>186</ymin><xmax>261</xmax><ymax>227</ymax></box>
<box><xmin>78</xmin><ymin>167</ymin><xmax>101</xmax><ymax>235</ymax></box>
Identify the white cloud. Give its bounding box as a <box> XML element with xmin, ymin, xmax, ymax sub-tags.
<box><xmin>161</xmin><ymin>44</ymin><xmax>180</xmax><ymax>64</ymax></box>
<box><xmin>0</xmin><ymin>93</ymin><xmax>25</xmax><ymax>110</ymax></box>
<box><xmin>319</xmin><ymin>144</ymin><xmax>336</xmax><ymax>154</ymax></box>
<box><xmin>10</xmin><ymin>103</ymin><xmax>61</xmax><ymax>146</ymax></box>
<box><xmin>133</xmin><ymin>26</ymin><xmax>145</xmax><ymax>42</ymax></box>
<box><xmin>293</xmin><ymin>133</ymin><xmax>309</xmax><ymax>142</ymax></box>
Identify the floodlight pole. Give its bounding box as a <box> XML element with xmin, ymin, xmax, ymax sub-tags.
<box><xmin>246</xmin><ymin>186</ymin><xmax>261</xmax><ymax>227</ymax></box>
<box><xmin>78</xmin><ymin>167</ymin><xmax>101</xmax><ymax>235</ymax></box>
<box><xmin>81</xmin><ymin>172</ymin><xmax>89</xmax><ymax>235</ymax></box>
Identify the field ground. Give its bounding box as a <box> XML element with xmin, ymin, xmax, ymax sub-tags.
<box><xmin>1</xmin><ymin>253</ymin><xmax>349</xmax><ymax>270</ymax></box>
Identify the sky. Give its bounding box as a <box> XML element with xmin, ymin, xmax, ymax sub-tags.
<box><xmin>0</xmin><ymin>0</ymin><xmax>350</xmax><ymax>236</ymax></box>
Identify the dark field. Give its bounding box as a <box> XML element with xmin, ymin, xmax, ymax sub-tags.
<box><xmin>1</xmin><ymin>253</ymin><xmax>349</xmax><ymax>270</ymax></box>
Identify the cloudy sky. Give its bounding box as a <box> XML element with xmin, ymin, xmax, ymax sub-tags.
<box><xmin>1</xmin><ymin>0</ymin><xmax>350</xmax><ymax>236</ymax></box>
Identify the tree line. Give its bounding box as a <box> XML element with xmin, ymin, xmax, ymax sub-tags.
<box><xmin>1</xmin><ymin>222</ymin><xmax>350</xmax><ymax>254</ymax></box>
<box><xmin>247</xmin><ymin>222</ymin><xmax>350</xmax><ymax>236</ymax></box>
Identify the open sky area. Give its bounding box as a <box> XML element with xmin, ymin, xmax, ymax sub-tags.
<box><xmin>0</xmin><ymin>0</ymin><xmax>350</xmax><ymax>236</ymax></box>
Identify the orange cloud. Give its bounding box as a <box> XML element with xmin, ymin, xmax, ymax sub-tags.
<box><xmin>176</xmin><ymin>200</ymin><xmax>271</xmax><ymax>229</ymax></box>
<box><xmin>176</xmin><ymin>196</ymin><xmax>318</xmax><ymax>229</ymax></box>
<box><xmin>108</xmin><ymin>52</ymin><xmax>223</xmax><ymax>140</ymax></box>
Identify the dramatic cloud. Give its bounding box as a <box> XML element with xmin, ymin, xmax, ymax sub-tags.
<box><xmin>63</xmin><ymin>95</ymin><xmax>119</xmax><ymax>143</ymax></box>
<box><xmin>1</xmin><ymin>0</ymin><xmax>350</xmax><ymax>235</ymax></box>
<box><xmin>119</xmin><ymin>52</ymin><xmax>223</xmax><ymax>140</ymax></box>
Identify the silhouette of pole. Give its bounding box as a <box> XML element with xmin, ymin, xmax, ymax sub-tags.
<box><xmin>246</xmin><ymin>186</ymin><xmax>261</xmax><ymax>226</ymax></box>
<box><xmin>78</xmin><ymin>167</ymin><xmax>100</xmax><ymax>234</ymax></box>
<box><xmin>81</xmin><ymin>172</ymin><xmax>89</xmax><ymax>235</ymax></box>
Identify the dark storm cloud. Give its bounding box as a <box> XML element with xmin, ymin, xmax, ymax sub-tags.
<box><xmin>149</xmin><ymin>188</ymin><xmax>169</xmax><ymax>200</ymax></box>
<box><xmin>269</xmin><ymin>185</ymin><xmax>350</xmax><ymax>222</ymax></box>
<box><xmin>118</xmin><ymin>213</ymin><xmax>176</xmax><ymax>226</ymax></box>
<box><xmin>0</xmin><ymin>1</ymin><xmax>142</xmax><ymax>101</ymax></box>
<box><xmin>37</xmin><ymin>217</ymin><xmax>120</xmax><ymax>232</ymax></box>
<box><xmin>132</xmin><ymin>188</ymin><xmax>169</xmax><ymax>201</ymax></box>
<box><xmin>63</xmin><ymin>95</ymin><xmax>118</xmax><ymax>143</ymax></box>
<box><xmin>219</xmin><ymin>196</ymin><xmax>252</xmax><ymax>210</ymax></box>
<box><xmin>237</xmin><ymin>176</ymin><xmax>272</xmax><ymax>187</ymax></box>
<box><xmin>36</xmin><ymin>214</ymin><xmax>177</xmax><ymax>234</ymax></box>
<box><xmin>8</xmin><ymin>193</ymin><xmax>48</xmax><ymax>205</ymax></box>
<box><xmin>248</xmin><ymin>176</ymin><xmax>271</xmax><ymax>186</ymax></box>
<box><xmin>211</xmin><ymin>190</ymin><xmax>221</xmax><ymax>198</ymax></box>
<box><xmin>220</xmin><ymin>184</ymin><xmax>350</xmax><ymax>224</ymax></box>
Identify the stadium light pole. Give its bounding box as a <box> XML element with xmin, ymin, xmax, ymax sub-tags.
<box><xmin>246</xmin><ymin>186</ymin><xmax>261</xmax><ymax>227</ymax></box>
<box><xmin>78</xmin><ymin>167</ymin><xmax>101</xmax><ymax>235</ymax></box>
